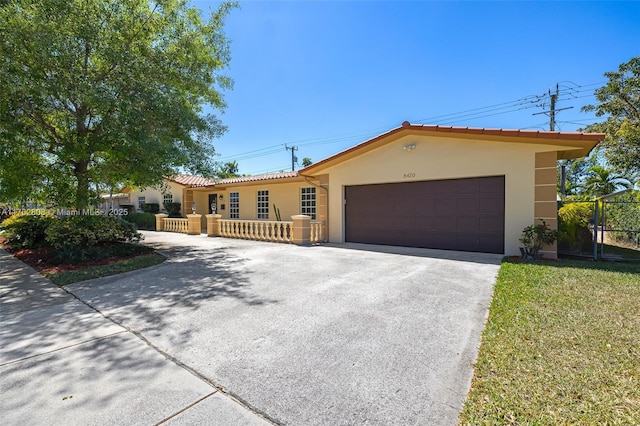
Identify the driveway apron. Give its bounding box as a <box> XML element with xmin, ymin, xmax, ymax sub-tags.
<box><xmin>67</xmin><ymin>232</ymin><xmax>501</xmax><ymax>425</ymax></box>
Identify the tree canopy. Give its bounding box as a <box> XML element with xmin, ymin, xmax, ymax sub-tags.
<box><xmin>581</xmin><ymin>165</ymin><xmax>631</xmax><ymax>197</ymax></box>
<box><xmin>583</xmin><ymin>56</ymin><xmax>640</xmax><ymax>176</ymax></box>
<box><xmin>0</xmin><ymin>0</ymin><xmax>236</xmax><ymax>209</ymax></box>
<box><xmin>217</xmin><ymin>160</ymin><xmax>240</xmax><ymax>178</ymax></box>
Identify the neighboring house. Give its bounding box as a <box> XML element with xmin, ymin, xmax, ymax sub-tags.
<box><xmin>122</xmin><ymin>175</ymin><xmax>214</xmax><ymax>214</ymax></box>
<box><xmin>127</xmin><ymin>121</ymin><xmax>604</xmax><ymax>259</ymax></box>
<box><xmin>99</xmin><ymin>193</ymin><xmax>129</xmax><ymax>211</ymax></box>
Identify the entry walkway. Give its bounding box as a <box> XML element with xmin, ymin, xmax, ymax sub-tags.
<box><xmin>0</xmin><ymin>248</ymin><xmax>269</xmax><ymax>425</ymax></box>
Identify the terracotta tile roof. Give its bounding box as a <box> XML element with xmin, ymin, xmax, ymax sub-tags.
<box><xmin>401</xmin><ymin>122</ymin><xmax>604</xmax><ymax>140</ymax></box>
<box><xmin>168</xmin><ymin>171</ymin><xmax>299</xmax><ymax>188</ymax></box>
<box><xmin>212</xmin><ymin>171</ymin><xmax>299</xmax><ymax>186</ymax></box>
<box><xmin>168</xmin><ymin>174</ymin><xmax>217</xmax><ymax>187</ymax></box>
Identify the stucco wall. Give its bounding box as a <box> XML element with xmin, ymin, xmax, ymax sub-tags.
<box><xmin>317</xmin><ymin>134</ymin><xmax>564</xmax><ymax>256</ymax></box>
<box><xmin>126</xmin><ymin>181</ymin><xmax>185</xmax><ymax>213</ymax></box>
<box><xmin>194</xmin><ymin>181</ymin><xmax>322</xmax><ymax>221</ymax></box>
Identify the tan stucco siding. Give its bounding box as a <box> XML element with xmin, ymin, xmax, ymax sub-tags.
<box><xmin>316</xmin><ymin>134</ymin><xmax>566</xmax><ymax>256</ymax></box>
<box><xmin>127</xmin><ymin>181</ymin><xmax>185</xmax><ymax>213</ymax></box>
<box><xmin>194</xmin><ymin>180</ymin><xmax>323</xmax><ymax>223</ymax></box>
<box><xmin>535</xmin><ymin>151</ymin><xmax>558</xmax><ymax>259</ymax></box>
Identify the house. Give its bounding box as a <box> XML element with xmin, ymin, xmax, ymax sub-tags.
<box><xmin>122</xmin><ymin>175</ymin><xmax>216</xmax><ymax>214</ymax></box>
<box><xmin>127</xmin><ymin>122</ymin><xmax>604</xmax><ymax>259</ymax></box>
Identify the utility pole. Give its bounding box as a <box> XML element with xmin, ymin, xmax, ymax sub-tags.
<box><xmin>533</xmin><ymin>84</ymin><xmax>574</xmax><ymax>199</ymax></box>
<box><xmin>285</xmin><ymin>144</ymin><xmax>298</xmax><ymax>171</ymax></box>
<box><xmin>533</xmin><ymin>84</ymin><xmax>573</xmax><ymax>131</ymax></box>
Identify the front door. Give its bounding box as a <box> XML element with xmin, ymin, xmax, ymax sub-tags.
<box><xmin>208</xmin><ymin>194</ymin><xmax>217</xmax><ymax>214</ymax></box>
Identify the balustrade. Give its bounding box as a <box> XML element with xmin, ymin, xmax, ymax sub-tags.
<box><xmin>162</xmin><ymin>218</ymin><xmax>189</xmax><ymax>234</ymax></box>
<box><xmin>218</xmin><ymin>219</ymin><xmax>325</xmax><ymax>243</ymax></box>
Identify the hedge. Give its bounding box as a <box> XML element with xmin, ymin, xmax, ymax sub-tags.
<box><xmin>122</xmin><ymin>212</ymin><xmax>156</xmax><ymax>231</ymax></box>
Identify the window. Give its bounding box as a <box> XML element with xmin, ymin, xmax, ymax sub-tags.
<box><xmin>137</xmin><ymin>196</ymin><xmax>145</xmax><ymax>211</ymax></box>
<box><xmin>163</xmin><ymin>193</ymin><xmax>173</xmax><ymax>206</ymax></box>
<box><xmin>257</xmin><ymin>190</ymin><xmax>269</xmax><ymax>219</ymax></box>
<box><xmin>301</xmin><ymin>187</ymin><xmax>316</xmax><ymax>219</ymax></box>
<box><xmin>229</xmin><ymin>192</ymin><xmax>240</xmax><ymax>219</ymax></box>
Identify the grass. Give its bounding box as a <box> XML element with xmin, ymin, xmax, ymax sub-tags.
<box><xmin>44</xmin><ymin>253</ymin><xmax>166</xmax><ymax>286</ymax></box>
<box><xmin>459</xmin><ymin>259</ymin><xmax>640</xmax><ymax>425</ymax></box>
<box><xmin>601</xmin><ymin>243</ymin><xmax>640</xmax><ymax>260</ymax></box>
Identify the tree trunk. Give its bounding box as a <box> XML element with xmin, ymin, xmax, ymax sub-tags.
<box><xmin>74</xmin><ymin>160</ymin><xmax>90</xmax><ymax>210</ymax></box>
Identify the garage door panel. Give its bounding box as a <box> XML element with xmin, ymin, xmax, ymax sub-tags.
<box><xmin>456</xmin><ymin>216</ymin><xmax>479</xmax><ymax>232</ymax></box>
<box><xmin>479</xmin><ymin>216</ymin><xmax>503</xmax><ymax>232</ymax></box>
<box><xmin>479</xmin><ymin>178</ymin><xmax>505</xmax><ymax>193</ymax></box>
<box><xmin>435</xmin><ymin>199</ymin><xmax>456</xmax><ymax>214</ymax></box>
<box><xmin>414</xmin><ymin>202</ymin><xmax>435</xmax><ymax>215</ymax></box>
<box><xmin>430</xmin><ymin>215</ymin><xmax>454</xmax><ymax>232</ymax></box>
<box><xmin>479</xmin><ymin>198</ymin><xmax>503</xmax><ymax>213</ymax></box>
<box><xmin>426</xmin><ymin>180</ymin><xmax>452</xmax><ymax>195</ymax></box>
<box><xmin>345</xmin><ymin>176</ymin><xmax>505</xmax><ymax>254</ymax></box>
<box><xmin>456</xmin><ymin>198</ymin><xmax>479</xmax><ymax>214</ymax></box>
<box><xmin>456</xmin><ymin>179</ymin><xmax>480</xmax><ymax>194</ymax></box>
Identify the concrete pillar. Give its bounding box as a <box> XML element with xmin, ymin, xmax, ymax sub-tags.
<box><xmin>187</xmin><ymin>214</ymin><xmax>202</xmax><ymax>235</ymax></box>
<box><xmin>155</xmin><ymin>214</ymin><xmax>168</xmax><ymax>231</ymax></box>
<box><xmin>291</xmin><ymin>215</ymin><xmax>311</xmax><ymax>245</ymax></box>
<box><xmin>206</xmin><ymin>214</ymin><xmax>222</xmax><ymax>237</ymax></box>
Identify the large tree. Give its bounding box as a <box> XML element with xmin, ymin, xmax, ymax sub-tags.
<box><xmin>582</xmin><ymin>56</ymin><xmax>640</xmax><ymax>176</ymax></box>
<box><xmin>0</xmin><ymin>0</ymin><xmax>236</xmax><ymax>209</ymax></box>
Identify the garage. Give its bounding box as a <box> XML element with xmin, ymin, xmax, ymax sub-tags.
<box><xmin>345</xmin><ymin>175</ymin><xmax>505</xmax><ymax>253</ymax></box>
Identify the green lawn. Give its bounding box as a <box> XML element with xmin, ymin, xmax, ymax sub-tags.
<box><xmin>459</xmin><ymin>259</ymin><xmax>640</xmax><ymax>425</ymax></box>
<box><xmin>601</xmin><ymin>243</ymin><xmax>640</xmax><ymax>260</ymax></box>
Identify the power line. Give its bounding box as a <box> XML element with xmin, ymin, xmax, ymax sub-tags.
<box><xmin>246</xmin><ymin>164</ymin><xmax>292</xmax><ymax>175</ymax></box>
<box><xmin>215</xmin><ymin>81</ymin><xmax>607</xmax><ymax>164</ymax></box>
<box><xmin>413</xmin><ymin>94</ymin><xmax>543</xmax><ymax>124</ymax></box>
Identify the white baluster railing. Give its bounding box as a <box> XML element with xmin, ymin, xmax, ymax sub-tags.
<box><xmin>163</xmin><ymin>218</ymin><xmax>189</xmax><ymax>234</ymax></box>
<box><xmin>310</xmin><ymin>221</ymin><xmax>325</xmax><ymax>243</ymax></box>
<box><xmin>216</xmin><ymin>219</ymin><xmax>325</xmax><ymax>244</ymax></box>
<box><xmin>219</xmin><ymin>219</ymin><xmax>293</xmax><ymax>243</ymax></box>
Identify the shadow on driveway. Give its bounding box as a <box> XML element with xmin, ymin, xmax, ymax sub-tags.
<box><xmin>68</xmin><ymin>242</ymin><xmax>280</xmax><ymax>349</ymax></box>
<box><xmin>324</xmin><ymin>242</ymin><xmax>504</xmax><ymax>265</ymax></box>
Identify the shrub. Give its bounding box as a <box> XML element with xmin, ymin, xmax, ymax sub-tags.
<box><xmin>122</xmin><ymin>212</ymin><xmax>156</xmax><ymax>230</ymax></box>
<box><xmin>0</xmin><ymin>211</ymin><xmax>56</xmax><ymax>249</ymax></box>
<box><xmin>519</xmin><ymin>220</ymin><xmax>557</xmax><ymax>259</ymax></box>
<box><xmin>49</xmin><ymin>241</ymin><xmax>151</xmax><ymax>264</ymax></box>
<box><xmin>141</xmin><ymin>203</ymin><xmax>160</xmax><ymax>214</ymax></box>
<box><xmin>46</xmin><ymin>215</ymin><xmax>141</xmax><ymax>251</ymax></box>
<box><xmin>164</xmin><ymin>202</ymin><xmax>182</xmax><ymax>217</ymax></box>
<box><xmin>119</xmin><ymin>204</ymin><xmax>135</xmax><ymax>214</ymax></box>
<box><xmin>603</xmin><ymin>191</ymin><xmax>640</xmax><ymax>245</ymax></box>
<box><xmin>558</xmin><ymin>202</ymin><xmax>594</xmax><ymax>252</ymax></box>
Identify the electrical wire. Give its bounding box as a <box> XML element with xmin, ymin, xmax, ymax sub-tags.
<box><xmin>219</xmin><ymin>81</ymin><xmax>608</xmax><ymax>168</ymax></box>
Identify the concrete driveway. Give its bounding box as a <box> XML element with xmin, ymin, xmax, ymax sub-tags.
<box><xmin>65</xmin><ymin>232</ymin><xmax>501</xmax><ymax>425</ymax></box>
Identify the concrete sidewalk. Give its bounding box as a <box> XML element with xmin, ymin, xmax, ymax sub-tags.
<box><xmin>0</xmin><ymin>248</ymin><xmax>270</xmax><ymax>425</ymax></box>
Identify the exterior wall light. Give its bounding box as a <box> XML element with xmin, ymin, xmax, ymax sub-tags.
<box><xmin>403</xmin><ymin>144</ymin><xmax>416</xmax><ymax>151</ymax></box>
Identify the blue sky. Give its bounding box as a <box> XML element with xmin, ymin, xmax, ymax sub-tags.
<box><xmin>190</xmin><ymin>1</ymin><xmax>640</xmax><ymax>175</ymax></box>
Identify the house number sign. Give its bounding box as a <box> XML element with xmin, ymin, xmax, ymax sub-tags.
<box><xmin>403</xmin><ymin>173</ymin><xmax>416</xmax><ymax>179</ymax></box>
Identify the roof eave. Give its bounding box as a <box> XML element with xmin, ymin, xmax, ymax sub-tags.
<box><xmin>301</xmin><ymin>122</ymin><xmax>605</xmax><ymax>174</ymax></box>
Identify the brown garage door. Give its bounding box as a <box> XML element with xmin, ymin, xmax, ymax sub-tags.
<box><xmin>345</xmin><ymin>176</ymin><xmax>505</xmax><ymax>253</ymax></box>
